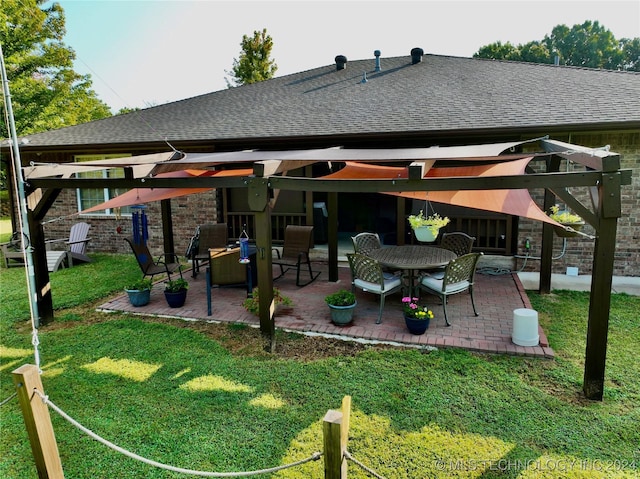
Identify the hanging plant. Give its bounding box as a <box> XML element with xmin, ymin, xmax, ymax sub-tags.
<box><xmin>548</xmin><ymin>205</ymin><xmax>585</xmax><ymax>238</ymax></box>
<box><xmin>408</xmin><ymin>210</ymin><xmax>450</xmax><ymax>241</ymax></box>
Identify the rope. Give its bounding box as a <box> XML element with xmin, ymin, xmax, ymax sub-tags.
<box><xmin>0</xmin><ymin>392</ymin><xmax>17</xmax><ymax>407</ymax></box>
<box><xmin>344</xmin><ymin>450</ymin><xmax>387</xmax><ymax>479</ymax></box>
<box><xmin>32</xmin><ymin>389</ymin><xmax>320</xmax><ymax>477</ymax></box>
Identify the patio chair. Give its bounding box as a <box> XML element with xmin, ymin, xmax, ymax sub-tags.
<box><xmin>46</xmin><ymin>222</ymin><xmax>92</xmax><ymax>265</ymax></box>
<box><xmin>346</xmin><ymin>253</ymin><xmax>403</xmax><ymax>324</ymax></box>
<box><xmin>272</xmin><ymin>225</ymin><xmax>320</xmax><ymax>287</ymax></box>
<box><xmin>351</xmin><ymin>232</ymin><xmax>382</xmax><ymax>255</ymax></box>
<box><xmin>439</xmin><ymin>232</ymin><xmax>476</xmax><ymax>257</ymax></box>
<box><xmin>190</xmin><ymin>223</ymin><xmax>228</xmax><ymax>278</ymax></box>
<box><xmin>1</xmin><ymin>232</ymin><xmax>27</xmax><ymax>268</ymax></box>
<box><xmin>124</xmin><ymin>237</ymin><xmax>183</xmax><ymax>281</ymax></box>
<box><xmin>418</xmin><ymin>252</ymin><xmax>483</xmax><ymax>326</ymax></box>
<box><xmin>427</xmin><ymin>232</ymin><xmax>476</xmax><ymax>279</ymax></box>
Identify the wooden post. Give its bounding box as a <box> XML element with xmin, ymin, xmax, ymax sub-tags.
<box><xmin>323</xmin><ymin>396</ymin><xmax>351</xmax><ymax>479</ymax></box>
<box><xmin>12</xmin><ymin>364</ymin><xmax>64</xmax><ymax>479</ymax></box>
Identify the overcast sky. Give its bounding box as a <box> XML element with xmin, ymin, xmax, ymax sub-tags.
<box><xmin>53</xmin><ymin>0</ymin><xmax>640</xmax><ymax>112</ymax></box>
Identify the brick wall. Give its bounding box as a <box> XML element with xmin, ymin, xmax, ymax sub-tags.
<box><xmin>517</xmin><ymin>131</ymin><xmax>639</xmax><ymax>276</ymax></box>
<box><xmin>42</xmin><ymin>189</ymin><xmax>220</xmax><ymax>258</ymax></box>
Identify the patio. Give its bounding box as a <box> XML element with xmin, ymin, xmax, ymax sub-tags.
<box><xmin>99</xmin><ymin>258</ymin><xmax>554</xmax><ymax>358</ymax></box>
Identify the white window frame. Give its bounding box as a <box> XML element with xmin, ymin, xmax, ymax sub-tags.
<box><xmin>75</xmin><ymin>154</ymin><xmax>132</xmax><ymax>216</ymax></box>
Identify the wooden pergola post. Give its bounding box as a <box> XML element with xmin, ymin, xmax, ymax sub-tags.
<box><xmin>247</xmin><ymin>176</ymin><xmax>276</xmax><ymax>350</ymax></box>
<box><xmin>12</xmin><ymin>364</ymin><xmax>64</xmax><ymax>478</ymax></box>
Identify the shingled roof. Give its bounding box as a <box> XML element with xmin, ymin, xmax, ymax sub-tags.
<box><xmin>16</xmin><ymin>53</ymin><xmax>640</xmax><ymax>149</ymax></box>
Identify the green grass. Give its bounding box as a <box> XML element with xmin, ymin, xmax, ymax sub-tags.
<box><xmin>1</xmin><ymin>255</ymin><xmax>639</xmax><ymax>478</ymax></box>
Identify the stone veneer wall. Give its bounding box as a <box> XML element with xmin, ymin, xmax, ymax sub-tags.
<box><xmin>517</xmin><ymin>131</ymin><xmax>639</xmax><ymax>277</ymax></box>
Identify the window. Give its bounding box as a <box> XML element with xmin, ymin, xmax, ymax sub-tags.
<box><xmin>75</xmin><ymin>154</ymin><xmax>132</xmax><ymax>215</ymax></box>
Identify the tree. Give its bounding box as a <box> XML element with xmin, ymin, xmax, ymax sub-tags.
<box><xmin>0</xmin><ymin>0</ymin><xmax>112</xmax><ymax>139</ymax></box>
<box><xmin>225</xmin><ymin>28</ymin><xmax>278</xmax><ymax>87</ymax></box>
<box><xmin>475</xmin><ymin>20</ymin><xmax>639</xmax><ymax>72</ymax></box>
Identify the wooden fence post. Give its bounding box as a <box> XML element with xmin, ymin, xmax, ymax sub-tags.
<box><xmin>12</xmin><ymin>364</ymin><xmax>64</xmax><ymax>479</ymax></box>
<box><xmin>323</xmin><ymin>396</ymin><xmax>351</xmax><ymax>479</ymax></box>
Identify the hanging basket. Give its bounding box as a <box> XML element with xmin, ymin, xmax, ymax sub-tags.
<box><xmin>553</xmin><ymin>222</ymin><xmax>585</xmax><ymax>238</ymax></box>
<box><xmin>413</xmin><ymin>226</ymin><xmax>440</xmax><ymax>242</ymax></box>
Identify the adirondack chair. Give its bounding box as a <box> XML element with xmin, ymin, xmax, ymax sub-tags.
<box><xmin>46</xmin><ymin>222</ymin><xmax>92</xmax><ymax>265</ymax></box>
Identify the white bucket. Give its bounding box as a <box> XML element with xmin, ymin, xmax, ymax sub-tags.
<box><xmin>512</xmin><ymin>308</ymin><xmax>539</xmax><ymax>346</ymax></box>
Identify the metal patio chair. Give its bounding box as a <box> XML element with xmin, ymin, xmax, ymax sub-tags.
<box><xmin>272</xmin><ymin>225</ymin><xmax>320</xmax><ymax>287</ymax></box>
<box><xmin>190</xmin><ymin>223</ymin><xmax>228</xmax><ymax>278</ymax></box>
<box><xmin>426</xmin><ymin>232</ymin><xmax>476</xmax><ymax>279</ymax></box>
<box><xmin>351</xmin><ymin>232</ymin><xmax>382</xmax><ymax>256</ymax></box>
<box><xmin>125</xmin><ymin>237</ymin><xmax>183</xmax><ymax>281</ymax></box>
<box><xmin>419</xmin><ymin>252</ymin><xmax>483</xmax><ymax>326</ymax></box>
<box><xmin>347</xmin><ymin>253</ymin><xmax>403</xmax><ymax>324</ymax></box>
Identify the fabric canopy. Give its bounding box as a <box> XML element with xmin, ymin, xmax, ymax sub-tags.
<box><xmin>81</xmin><ymin>168</ymin><xmax>252</xmax><ymax>213</ymax></box>
<box><xmin>321</xmin><ymin>158</ymin><xmax>562</xmax><ymax>226</ymax></box>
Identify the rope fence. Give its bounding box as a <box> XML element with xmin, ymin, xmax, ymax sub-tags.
<box><xmin>32</xmin><ymin>387</ymin><xmax>321</xmax><ymax>477</ymax></box>
<box><xmin>0</xmin><ymin>392</ymin><xmax>17</xmax><ymax>407</ymax></box>
<box><xmin>344</xmin><ymin>450</ymin><xmax>388</xmax><ymax>479</ymax></box>
<box><xmin>11</xmin><ymin>364</ymin><xmax>388</xmax><ymax>479</ymax></box>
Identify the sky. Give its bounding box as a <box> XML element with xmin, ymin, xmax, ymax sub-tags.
<box><xmin>53</xmin><ymin>0</ymin><xmax>640</xmax><ymax>113</ymax></box>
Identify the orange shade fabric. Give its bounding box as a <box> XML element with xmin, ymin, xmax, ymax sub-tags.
<box><xmin>81</xmin><ymin>169</ymin><xmax>252</xmax><ymax>213</ymax></box>
<box><xmin>322</xmin><ymin>159</ymin><xmax>561</xmax><ymax>226</ymax></box>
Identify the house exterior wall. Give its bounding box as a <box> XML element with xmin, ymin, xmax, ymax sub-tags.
<box><xmin>517</xmin><ymin>131</ymin><xmax>639</xmax><ymax>276</ymax></box>
<box><xmin>42</xmin><ymin>188</ymin><xmax>220</xmax><ymax>258</ymax></box>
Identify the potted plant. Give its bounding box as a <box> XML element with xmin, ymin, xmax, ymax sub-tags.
<box><xmin>124</xmin><ymin>278</ymin><xmax>153</xmax><ymax>307</ymax></box>
<box><xmin>548</xmin><ymin>205</ymin><xmax>585</xmax><ymax>238</ymax></box>
<box><xmin>242</xmin><ymin>287</ymin><xmax>292</xmax><ymax>316</ymax></box>
<box><xmin>401</xmin><ymin>296</ymin><xmax>434</xmax><ymax>335</ymax></box>
<box><xmin>324</xmin><ymin>289</ymin><xmax>357</xmax><ymax>326</ymax></box>
<box><xmin>408</xmin><ymin>210</ymin><xmax>450</xmax><ymax>242</ymax></box>
<box><xmin>164</xmin><ymin>278</ymin><xmax>189</xmax><ymax>308</ymax></box>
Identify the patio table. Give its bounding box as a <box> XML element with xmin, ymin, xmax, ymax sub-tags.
<box><xmin>368</xmin><ymin>245</ymin><xmax>456</xmax><ymax>296</ymax></box>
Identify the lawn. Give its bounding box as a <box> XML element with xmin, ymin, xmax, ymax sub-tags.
<box><xmin>0</xmin><ymin>250</ymin><xmax>638</xmax><ymax>478</ymax></box>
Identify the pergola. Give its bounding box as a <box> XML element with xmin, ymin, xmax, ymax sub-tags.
<box><xmin>20</xmin><ymin>137</ymin><xmax>631</xmax><ymax>400</ymax></box>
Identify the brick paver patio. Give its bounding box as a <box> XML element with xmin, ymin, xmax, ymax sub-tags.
<box><xmin>100</xmin><ymin>261</ymin><xmax>553</xmax><ymax>358</ymax></box>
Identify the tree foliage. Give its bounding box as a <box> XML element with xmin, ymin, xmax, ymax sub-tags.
<box><xmin>0</xmin><ymin>0</ymin><xmax>112</xmax><ymax>138</ymax></box>
<box><xmin>474</xmin><ymin>20</ymin><xmax>640</xmax><ymax>72</ymax></box>
<box><xmin>225</xmin><ymin>28</ymin><xmax>278</xmax><ymax>87</ymax></box>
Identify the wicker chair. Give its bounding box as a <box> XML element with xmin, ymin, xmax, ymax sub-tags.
<box><xmin>347</xmin><ymin>253</ymin><xmax>403</xmax><ymax>324</ymax></box>
<box><xmin>191</xmin><ymin>223</ymin><xmax>228</xmax><ymax>278</ymax></box>
<box><xmin>419</xmin><ymin>252</ymin><xmax>483</xmax><ymax>326</ymax></box>
<box><xmin>124</xmin><ymin>237</ymin><xmax>183</xmax><ymax>281</ymax></box>
<box><xmin>272</xmin><ymin>225</ymin><xmax>320</xmax><ymax>287</ymax></box>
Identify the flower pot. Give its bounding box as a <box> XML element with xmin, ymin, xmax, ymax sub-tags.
<box><xmin>125</xmin><ymin>289</ymin><xmax>151</xmax><ymax>307</ymax></box>
<box><xmin>413</xmin><ymin>226</ymin><xmax>439</xmax><ymax>242</ymax></box>
<box><xmin>328</xmin><ymin>302</ymin><xmax>357</xmax><ymax>326</ymax></box>
<box><xmin>553</xmin><ymin>222</ymin><xmax>585</xmax><ymax>238</ymax></box>
<box><xmin>404</xmin><ymin>315</ymin><xmax>430</xmax><ymax>335</ymax></box>
<box><xmin>164</xmin><ymin>289</ymin><xmax>187</xmax><ymax>308</ymax></box>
